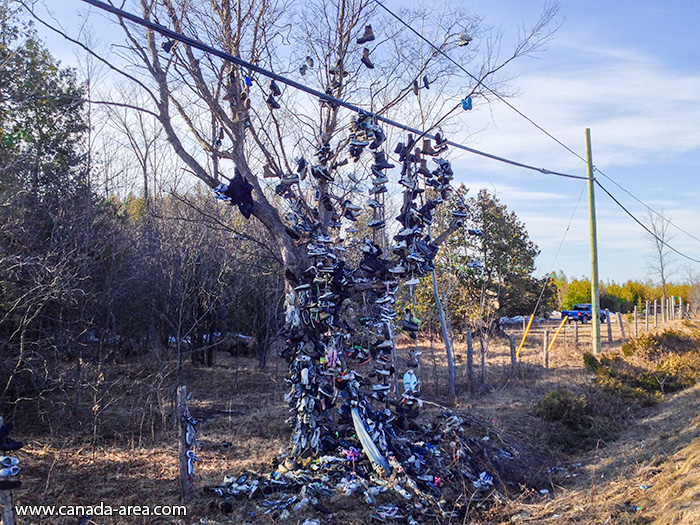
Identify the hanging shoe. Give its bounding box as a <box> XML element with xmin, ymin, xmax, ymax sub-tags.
<box><xmin>0</xmin><ymin>466</ymin><xmax>20</xmax><ymax>477</ymax></box>
<box><xmin>372</xmin><ymin>173</ymin><xmax>389</xmax><ymax>185</ymax></box>
<box><xmin>299</xmin><ymin>64</ymin><xmax>308</xmax><ymax>76</ymax></box>
<box><xmin>368</xmin><ymin>128</ymin><xmax>386</xmax><ymax>150</ymax></box>
<box><xmin>399</xmin><ymin>175</ymin><xmax>416</xmax><ymax>190</ymax></box>
<box><xmin>412</xmin><ymin>79</ymin><xmax>419</xmax><ymax>96</ymax></box>
<box><xmin>263</xmin><ymin>163</ymin><xmax>278</xmax><ymax>178</ymax></box>
<box><xmin>280</xmin><ymin>173</ymin><xmax>300</xmax><ymax>185</ymax></box>
<box><xmin>328</xmin><ymin>58</ymin><xmax>342</xmax><ymax>75</ymax></box>
<box><xmin>161</xmin><ymin>40</ymin><xmax>175</xmax><ymax>53</ymax></box>
<box><xmin>306</xmin><ymin>55</ymin><xmax>314</xmax><ymax>68</ymax></box>
<box><xmin>423</xmin><ymin>75</ymin><xmax>430</xmax><ymax>89</ymax></box>
<box><xmin>357</xmin><ymin>24</ymin><xmax>375</xmax><ymax>44</ymax></box>
<box><xmin>361</xmin><ymin>48</ymin><xmax>375</xmax><ymax>69</ymax></box>
<box><xmin>458</xmin><ymin>30</ymin><xmax>472</xmax><ymax>46</ymax></box>
<box><xmin>421</xmin><ymin>139</ymin><xmax>437</xmax><ymax>156</ymax></box>
<box><xmin>461</xmin><ymin>97</ymin><xmax>473</xmax><ymax>110</ymax></box>
<box><xmin>266</xmin><ymin>94</ymin><xmax>281</xmax><ymax>109</ymax></box>
<box><xmin>373</xmin><ymin>151</ymin><xmax>394</xmax><ymax>170</ymax></box>
<box><xmin>270</xmin><ymin>80</ymin><xmax>282</xmax><ymax>97</ymax></box>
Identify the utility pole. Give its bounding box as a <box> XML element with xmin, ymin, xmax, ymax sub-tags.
<box><xmin>586</xmin><ymin>129</ymin><xmax>602</xmax><ymax>355</ymax></box>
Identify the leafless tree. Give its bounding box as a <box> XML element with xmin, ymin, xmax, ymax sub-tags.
<box><xmin>647</xmin><ymin>208</ymin><xmax>676</xmax><ymax>300</ymax></box>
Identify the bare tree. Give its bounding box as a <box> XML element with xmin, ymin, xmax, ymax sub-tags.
<box><xmin>647</xmin><ymin>208</ymin><xmax>676</xmax><ymax>300</ymax></box>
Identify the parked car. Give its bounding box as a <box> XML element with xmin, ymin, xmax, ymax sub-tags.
<box><xmin>561</xmin><ymin>303</ymin><xmax>606</xmax><ymax>324</ymax></box>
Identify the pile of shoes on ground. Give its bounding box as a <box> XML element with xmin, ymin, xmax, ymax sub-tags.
<box><xmin>212</xmin><ymin>411</ymin><xmax>553</xmax><ymax>523</ymax></box>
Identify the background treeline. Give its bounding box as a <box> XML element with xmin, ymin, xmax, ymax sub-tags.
<box><xmin>552</xmin><ymin>272</ymin><xmax>698</xmax><ymax>314</ymax></box>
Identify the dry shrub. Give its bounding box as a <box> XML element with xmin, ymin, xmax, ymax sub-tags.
<box><xmin>534</xmin><ymin>387</ymin><xmax>624</xmax><ymax>452</ymax></box>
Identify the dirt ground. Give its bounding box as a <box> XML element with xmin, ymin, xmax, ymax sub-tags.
<box><xmin>7</xmin><ymin>319</ymin><xmax>700</xmax><ymax>524</ymax></box>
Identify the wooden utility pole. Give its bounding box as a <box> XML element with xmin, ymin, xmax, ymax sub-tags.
<box><xmin>606</xmin><ymin>309</ymin><xmax>613</xmax><ymax>343</ymax></box>
<box><xmin>586</xmin><ymin>129</ymin><xmax>602</xmax><ymax>355</ymax></box>
<box><xmin>542</xmin><ymin>330</ymin><xmax>550</xmax><ymax>368</ymax></box>
<box><xmin>0</xmin><ymin>490</ymin><xmax>17</xmax><ymax>525</ymax></box>
<box><xmin>177</xmin><ymin>386</ymin><xmax>195</xmax><ymax>503</ymax></box>
<box><xmin>0</xmin><ymin>417</ymin><xmax>18</xmax><ymax>525</ymax></box>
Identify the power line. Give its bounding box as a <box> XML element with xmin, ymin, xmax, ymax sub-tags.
<box><xmin>373</xmin><ymin>0</ymin><xmax>588</xmax><ymax>164</ymax></box>
<box><xmin>595</xmin><ymin>180</ymin><xmax>700</xmax><ymax>264</ymax></box>
<box><xmin>595</xmin><ymin>167</ymin><xmax>700</xmax><ymax>245</ymax></box>
<box><xmin>78</xmin><ymin>0</ymin><xmax>588</xmax><ymax>182</ymax></box>
<box><xmin>375</xmin><ymin>0</ymin><xmax>700</xmax><ymax>249</ymax></box>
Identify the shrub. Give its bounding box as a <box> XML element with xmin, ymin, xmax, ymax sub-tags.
<box><xmin>534</xmin><ymin>388</ymin><xmax>622</xmax><ymax>452</ymax></box>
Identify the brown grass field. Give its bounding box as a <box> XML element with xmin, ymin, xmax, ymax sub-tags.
<box><xmin>7</xmin><ymin>318</ymin><xmax>700</xmax><ymax>524</ymax></box>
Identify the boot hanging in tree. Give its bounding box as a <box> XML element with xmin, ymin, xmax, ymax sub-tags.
<box><xmin>421</xmin><ymin>139</ymin><xmax>437</xmax><ymax>156</ymax></box>
<box><xmin>361</xmin><ymin>48</ymin><xmax>375</xmax><ymax>69</ymax></box>
<box><xmin>357</xmin><ymin>24</ymin><xmax>375</xmax><ymax>44</ymax></box>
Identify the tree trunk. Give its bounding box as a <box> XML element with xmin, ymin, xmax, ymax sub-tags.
<box><xmin>466</xmin><ymin>330</ymin><xmax>475</xmax><ymax>393</ymax></box>
<box><xmin>479</xmin><ymin>331</ymin><xmax>486</xmax><ymax>385</ymax></box>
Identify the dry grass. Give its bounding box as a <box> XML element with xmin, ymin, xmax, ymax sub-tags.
<box><xmin>7</xmin><ymin>320</ymin><xmax>700</xmax><ymax>524</ymax></box>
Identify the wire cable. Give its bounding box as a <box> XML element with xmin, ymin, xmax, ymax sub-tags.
<box><xmin>594</xmin><ymin>167</ymin><xmax>700</xmax><ymax>245</ymax></box>
<box><xmin>373</xmin><ymin>0</ymin><xmax>588</xmax><ymax>164</ymax></box>
<box><xmin>376</xmin><ymin>0</ymin><xmax>700</xmax><ymax>249</ymax></box>
<box><xmin>595</xmin><ymin>179</ymin><xmax>700</xmax><ymax>264</ymax></box>
<box><xmin>78</xmin><ymin>0</ymin><xmax>588</xmax><ymax>182</ymax></box>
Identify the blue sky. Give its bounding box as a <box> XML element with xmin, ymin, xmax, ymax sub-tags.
<box><xmin>31</xmin><ymin>0</ymin><xmax>700</xmax><ymax>284</ymax></box>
